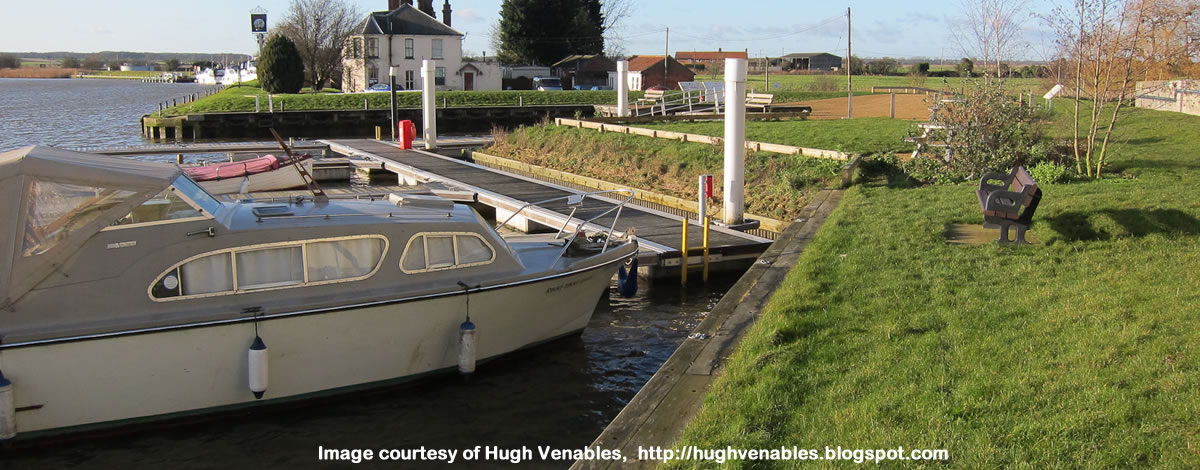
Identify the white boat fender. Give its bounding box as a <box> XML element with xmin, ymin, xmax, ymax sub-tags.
<box><xmin>0</xmin><ymin>369</ymin><xmax>15</xmax><ymax>440</ymax></box>
<box><xmin>458</xmin><ymin>319</ymin><xmax>476</xmax><ymax>376</ymax></box>
<box><xmin>248</xmin><ymin>336</ymin><xmax>269</xmax><ymax>399</ymax></box>
<box><xmin>617</xmin><ymin>257</ymin><xmax>638</xmax><ymax>298</ymax></box>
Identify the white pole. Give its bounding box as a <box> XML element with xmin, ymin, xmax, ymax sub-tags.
<box><xmin>723</xmin><ymin>58</ymin><xmax>747</xmax><ymax>225</ymax></box>
<box><xmin>617</xmin><ymin>60</ymin><xmax>629</xmax><ymax>117</ymax></box>
<box><xmin>421</xmin><ymin>59</ymin><xmax>438</xmax><ymax>150</ymax></box>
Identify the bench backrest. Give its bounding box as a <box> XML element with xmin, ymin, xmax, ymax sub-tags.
<box><xmin>746</xmin><ymin>93</ymin><xmax>774</xmax><ymax>106</ymax></box>
<box><xmin>1011</xmin><ymin>166</ymin><xmax>1038</xmax><ymax>199</ymax></box>
<box><xmin>643</xmin><ymin>89</ymin><xmax>666</xmax><ymax>100</ymax></box>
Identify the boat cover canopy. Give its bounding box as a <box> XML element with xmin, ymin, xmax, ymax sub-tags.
<box><xmin>183</xmin><ymin>154</ymin><xmax>309</xmax><ymax>182</ymax></box>
<box><xmin>0</xmin><ymin>146</ymin><xmax>182</xmax><ymax>310</ymax></box>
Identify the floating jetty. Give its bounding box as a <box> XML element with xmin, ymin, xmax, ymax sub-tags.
<box><xmin>322</xmin><ymin>139</ymin><xmax>774</xmax><ymax>276</ymax></box>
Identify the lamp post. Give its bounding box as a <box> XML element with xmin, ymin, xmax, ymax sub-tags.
<box><xmin>389</xmin><ymin>66</ymin><xmax>398</xmax><ymax>141</ymax></box>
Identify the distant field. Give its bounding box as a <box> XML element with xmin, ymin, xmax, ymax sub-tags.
<box><xmin>693</xmin><ymin>73</ymin><xmax>1049</xmax><ymax>95</ymax></box>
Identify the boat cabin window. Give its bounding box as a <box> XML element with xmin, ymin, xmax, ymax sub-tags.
<box><xmin>150</xmin><ymin>235</ymin><xmax>388</xmax><ymax>301</ymax></box>
<box><xmin>400</xmin><ymin>233</ymin><xmax>496</xmax><ymax>273</ymax></box>
<box><xmin>112</xmin><ymin>187</ymin><xmax>204</xmax><ymax>226</ymax></box>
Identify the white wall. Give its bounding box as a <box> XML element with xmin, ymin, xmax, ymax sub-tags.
<box><xmin>344</xmin><ymin>34</ymin><xmax>466</xmax><ymax>92</ymax></box>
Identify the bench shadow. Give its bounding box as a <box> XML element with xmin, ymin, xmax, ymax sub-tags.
<box><xmin>1044</xmin><ymin>208</ymin><xmax>1200</xmax><ymax>241</ymax></box>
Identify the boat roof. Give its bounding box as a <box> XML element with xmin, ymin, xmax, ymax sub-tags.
<box><xmin>0</xmin><ymin>146</ymin><xmax>181</xmax><ymax>309</ymax></box>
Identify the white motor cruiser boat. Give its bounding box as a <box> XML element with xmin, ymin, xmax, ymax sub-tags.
<box><xmin>0</xmin><ymin>146</ymin><xmax>638</xmax><ymax>440</ymax></box>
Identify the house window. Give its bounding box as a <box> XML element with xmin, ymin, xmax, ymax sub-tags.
<box><xmin>400</xmin><ymin>233</ymin><xmax>496</xmax><ymax>273</ymax></box>
<box><xmin>432</xmin><ymin>39</ymin><xmax>444</xmax><ymax>59</ymax></box>
<box><xmin>150</xmin><ymin>235</ymin><xmax>389</xmax><ymax>301</ymax></box>
<box><xmin>404</xmin><ymin>38</ymin><xmax>414</xmax><ymax>59</ymax></box>
<box><xmin>352</xmin><ymin>38</ymin><xmax>363</xmax><ymax>58</ymax></box>
<box><xmin>368</xmin><ymin>64</ymin><xmax>379</xmax><ymax>84</ymax></box>
<box><xmin>435</xmin><ymin>67</ymin><xmax>445</xmax><ymax>86</ymax></box>
<box><xmin>367</xmin><ymin>38</ymin><xmax>378</xmax><ymax>58</ymax></box>
<box><xmin>405</xmin><ymin>70</ymin><xmax>415</xmax><ymax>89</ymax></box>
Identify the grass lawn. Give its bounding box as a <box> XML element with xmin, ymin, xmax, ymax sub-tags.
<box><xmin>639</xmin><ymin>119</ymin><xmax>917</xmax><ymax>156</ymax></box>
<box><xmin>666</xmin><ymin>106</ymin><xmax>1200</xmax><ymax>467</ymax></box>
<box><xmin>484</xmin><ymin>125</ymin><xmax>847</xmax><ymax>220</ymax></box>
<box><xmin>694</xmin><ymin>74</ymin><xmax>1047</xmax><ymax>96</ymax></box>
<box><xmin>157</xmin><ymin>81</ymin><xmax>878</xmax><ymax>117</ymax></box>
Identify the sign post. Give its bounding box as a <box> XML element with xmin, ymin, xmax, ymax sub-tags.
<box><xmin>250</xmin><ymin>7</ymin><xmax>268</xmax><ymax>54</ymax></box>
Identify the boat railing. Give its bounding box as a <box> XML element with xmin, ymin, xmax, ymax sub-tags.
<box><xmin>495</xmin><ymin>189</ymin><xmax>636</xmax><ymax>258</ymax></box>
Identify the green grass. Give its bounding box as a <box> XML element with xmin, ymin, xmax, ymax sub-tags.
<box><xmin>88</xmin><ymin>70</ymin><xmax>168</xmax><ymax>78</ymax></box>
<box><xmin>694</xmin><ymin>73</ymin><xmax>1048</xmax><ymax>95</ymax></box>
<box><xmin>485</xmin><ymin>125</ymin><xmax>846</xmax><ymax>220</ymax></box>
<box><xmin>156</xmin><ymin>81</ymin><xmax>644</xmax><ymax>116</ymax></box>
<box><xmin>666</xmin><ymin>106</ymin><xmax>1200</xmax><ymax>467</ymax></box>
<box><xmin>639</xmin><ymin>118</ymin><xmax>916</xmax><ymax>156</ymax></box>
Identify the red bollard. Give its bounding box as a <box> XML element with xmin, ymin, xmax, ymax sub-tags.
<box><xmin>399</xmin><ymin>120</ymin><xmax>416</xmax><ymax>149</ymax></box>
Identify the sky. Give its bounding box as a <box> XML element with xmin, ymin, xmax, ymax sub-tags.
<box><xmin>0</xmin><ymin>0</ymin><xmax>1061</xmax><ymax>62</ymax></box>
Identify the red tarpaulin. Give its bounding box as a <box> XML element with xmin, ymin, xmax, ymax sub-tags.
<box><xmin>183</xmin><ymin>154</ymin><xmax>309</xmax><ymax>182</ymax></box>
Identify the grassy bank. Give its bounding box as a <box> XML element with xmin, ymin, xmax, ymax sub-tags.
<box><xmin>155</xmin><ymin>81</ymin><xmax>881</xmax><ymax>117</ymax></box>
<box><xmin>666</xmin><ymin>106</ymin><xmax>1200</xmax><ymax>467</ymax></box>
<box><xmin>639</xmin><ymin>118</ymin><xmax>917</xmax><ymax>156</ymax></box>
<box><xmin>484</xmin><ymin>124</ymin><xmax>848</xmax><ymax>220</ymax></box>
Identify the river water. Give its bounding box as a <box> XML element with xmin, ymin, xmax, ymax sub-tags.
<box><xmin>0</xmin><ymin>78</ymin><xmax>216</xmax><ymax>152</ymax></box>
<box><xmin>0</xmin><ymin>79</ymin><xmax>741</xmax><ymax>468</ymax></box>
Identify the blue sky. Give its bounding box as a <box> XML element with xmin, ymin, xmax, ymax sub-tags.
<box><xmin>1</xmin><ymin>0</ymin><xmax>1059</xmax><ymax>61</ymax></box>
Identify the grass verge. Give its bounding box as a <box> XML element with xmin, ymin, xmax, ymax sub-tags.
<box><xmin>665</xmin><ymin>106</ymin><xmax>1200</xmax><ymax>467</ymax></box>
<box><xmin>484</xmin><ymin>124</ymin><xmax>847</xmax><ymax>220</ymax></box>
<box><xmin>639</xmin><ymin>118</ymin><xmax>917</xmax><ymax>156</ymax></box>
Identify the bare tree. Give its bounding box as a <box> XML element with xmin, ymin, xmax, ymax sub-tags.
<box><xmin>601</xmin><ymin>0</ymin><xmax>634</xmax><ymax>57</ymax></box>
<box><xmin>952</xmin><ymin>0</ymin><xmax>1028</xmax><ymax>79</ymax></box>
<box><xmin>276</xmin><ymin>0</ymin><xmax>363</xmax><ymax>89</ymax></box>
<box><xmin>1046</xmin><ymin>0</ymin><xmax>1151</xmax><ymax>178</ymax></box>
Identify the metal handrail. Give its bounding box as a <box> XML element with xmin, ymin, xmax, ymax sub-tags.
<box><xmin>493</xmin><ymin>189</ymin><xmax>637</xmax><ymax>260</ymax></box>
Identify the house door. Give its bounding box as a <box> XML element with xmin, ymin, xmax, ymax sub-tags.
<box><xmin>464</xmin><ymin>72</ymin><xmax>474</xmax><ymax>91</ymax></box>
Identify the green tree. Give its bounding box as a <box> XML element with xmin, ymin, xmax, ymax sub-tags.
<box><xmin>955</xmin><ymin>57</ymin><xmax>974</xmax><ymax>77</ymax></box>
<box><xmin>915</xmin><ymin>62</ymin><xmax>930</xmax><ymax>74</ymax></box>
<box><xmin>845</xmin><ymin>55</ymin><xmax>865</xmax><ymax>74</ymax></box>
<box><xmin>498</xmin><ymin>0</ymin><xmax>605</xmax><ymax>65</ymax></box>
<box><xmin>866</xmin><ymin>58</ymin><xmax>898</xmax><ymax>75</ymax></box>
<box><xmin>259</xmin><ymin>34</ymin><xmax>305</xmax><ymax>94</ymax></box>
<box><xmin>165</xmin><ymin>59</ymin><xmax>181</xmax><ymax>71</ymax></box>
<box><xmin>0</xmin><ymin>54</ymin><xmax>20</xmax><ymax>69</ymax></box>
<box><xmin>60</xmin><ymin>57</ymin><xmax>81</xmax><ymax>68</ymax></box>
<box><xmin>912</xmin><ymin>79</ymin><xmax>1043</xmax><ymax>180</ymax></box>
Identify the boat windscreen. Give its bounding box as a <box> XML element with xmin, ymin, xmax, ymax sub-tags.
<box><xmin>171</xmin><ymin>175</ymin><xmax>224</xmax><ymax>215</ymax></box>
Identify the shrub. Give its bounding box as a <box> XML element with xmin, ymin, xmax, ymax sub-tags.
<box><xmin>1027</xmin><ymin>161</ymin><xmax>1070</xmax><ymax>184</ymax></box>
<box><xmin>912</xmin><ymin>79</ymin><xmax>1042</xmax><ymax>181</ymax></box>
<box><xmin>259</xmin><ymin>34</ymin><xmax>304</xmax><ymax>94</ymax></box>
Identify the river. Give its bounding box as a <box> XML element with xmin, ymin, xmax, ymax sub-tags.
<box><xmin>0</xmin><ymin>78</ymin><xmax>215</xmax><ymax>151</ymax></box>
<box><xmin>0</xmin><ymin>78</ymin><xmax>739</xmax><ymax>468</ymax></box>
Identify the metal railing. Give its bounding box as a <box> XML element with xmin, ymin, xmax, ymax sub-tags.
<box><xmin>495</xmin><ymin>189</ymin><xmax>637</xmax><ymax>263</ymax></box>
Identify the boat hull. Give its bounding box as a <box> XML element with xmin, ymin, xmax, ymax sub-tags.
<box><xmin>2</xmin><ymin>260</ymin><xmax>619</xmax><ymax>437</ymax></box>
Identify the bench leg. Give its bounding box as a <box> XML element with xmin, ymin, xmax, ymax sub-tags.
<box><xmin>996</xmin><ymin>221</ymin><xmax>1030</xmax><ymax>245</ymax></box>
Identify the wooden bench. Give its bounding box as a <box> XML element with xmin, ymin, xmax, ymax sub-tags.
<box><xmin>635</xmin><ymin>89</ymin><xmax>666</xmax><ymax>108</ymax></box>
<box><xmin>977</xmin><ymin>166</ymin><xmax>1042</xmax><ymax>244</ymax></box>
<box><xmin>746</xmin><ymin>93</ymin><xmax>774</xmax><ymax>112</ymax></box>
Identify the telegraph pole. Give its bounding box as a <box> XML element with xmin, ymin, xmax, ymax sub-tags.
<box><xmin>664</xmin><ymin>27</ymin><xmax>670</xmax><ymax>86</ymax></box>
<box><xmin>847</xmin><ymin>7</ymin><xmax>853</xmax><ymax>119</ymax></box>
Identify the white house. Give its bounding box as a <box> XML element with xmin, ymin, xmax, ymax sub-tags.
<box><xmin>342</xmin><ymin>1</ymin><xmax>498</xmax><ymax>92</ymax></box>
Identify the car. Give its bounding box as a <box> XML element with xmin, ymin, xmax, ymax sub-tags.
<box><xmin>532</xmin><ymin>77</ymin><xmax>563</xmax><ymax>91</ymax></box>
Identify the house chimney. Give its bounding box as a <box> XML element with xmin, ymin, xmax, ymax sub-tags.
<box><xmin>388</xmin><ymin>0</ymin><xmax>400</xmax><ymax>9</ymax></box>
<box><xmin>418</xmin><ymin>0</ymin><xmax>435</xmax><ymax>18</ymax></box>
<box><xmin>442</xmin><ymin>0</ymin><xmax>452</xmax><ymax>27</ymax></box>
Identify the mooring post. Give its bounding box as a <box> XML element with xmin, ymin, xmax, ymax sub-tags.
<box><xmin>890</xmin><ymin>92</ymin><xmax>896</xmax><ymax>119</ymax></box>
<box><xmin>680</xmin><ymin>218</ymin><xmax>689</xmax><ymax>286</ymax></box>
<box><xmin>389</xmin><ymin>66</ymin><xmax>398</xmax><ymax>140</ymax></box>
<box><xmin>421</xmin><ymin>59</ymin><xmax>438</xmax><ymax>150</ymax></box>
<box><xmin>268</xmin><ymin>94</ymin><xmax>274</xmax><ymax>113</ymax></box>
<box><xmin>698</xmin><ymin>174</ymin><xmax>712</xmax><ymax>283</ymax></box>
<box><xmin>617</xmin><ymin>60</ymin><xmax>629</xmax><ymax>117</ymax></box>
<box><xmin>723</xmin><ymin>58</ymin><xmax>747</xmax><ymax>225</ymax></box>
